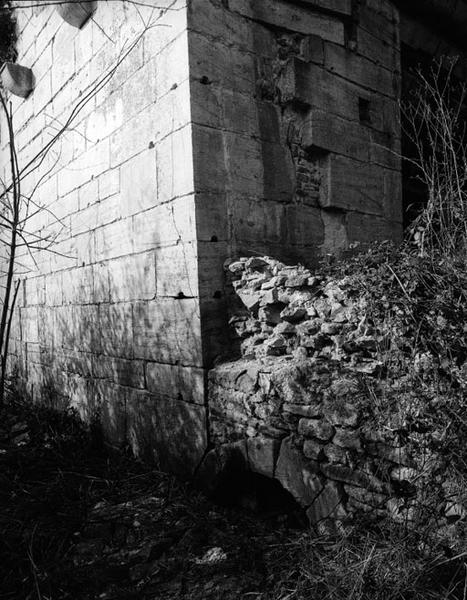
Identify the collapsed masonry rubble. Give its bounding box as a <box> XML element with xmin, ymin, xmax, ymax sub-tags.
<box><xmin>202</xmin><ymin>256</ymin><xmax>465</xmax><ymax>539</ymax></box>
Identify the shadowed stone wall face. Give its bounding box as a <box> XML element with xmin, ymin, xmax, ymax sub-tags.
<box><xmin>1</xmin><ymin>1</ymin><xmax>207</xmax><ymax>477</ymax></box>
<box><xmin>188</xmin><ymin>0</ymin><xmax>404</xmax><ymax>361</ymax></box>
<box><xmin>189</xmin><ymin>0</ymin><xmax>403</xmax><ymax>268</ymax></box>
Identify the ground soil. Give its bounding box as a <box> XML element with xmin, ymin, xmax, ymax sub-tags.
<box><xmin>0</xmin><ymin>397</ymin><xmax>306</xmax><ymax>600</ymax></box>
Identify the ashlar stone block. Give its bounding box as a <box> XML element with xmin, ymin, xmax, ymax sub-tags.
<box><xmin>126</xmin><ymin>390</ymin><xmax>207</xmax><ymax>477</ymax></box>
<box><xmin>108</xmin><ymin>252</ymin><xmax>156</xmax><ymax>302</ymax></box>
<box><xmin>275</xmin><ymin>435</ymin><xmax>323</xmax><ymax>506</ymax></box>
<box><xmin>229</xmin><ymin>0</ymin><xmax>345</xmax><ymax>44</ymax></box>
<box><xmin>133</xmin><ymin>298</ymin><xmax>202</xmax><ymax>365</ymax></box>
<box><xmin>146</xmin><ymin>362</ymin><xmax>205</xmax><ymax>405</ymax></box>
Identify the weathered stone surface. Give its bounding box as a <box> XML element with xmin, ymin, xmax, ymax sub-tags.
<box><xmin>94</xmin><ymin>357</ymin><xmax>145</xmax><ymax>389</ymax></box>
<box><xmin>293</xmin><ymin>347</ymin><xmax>308</xmax><ymax>360</ymax></box>
<box><xmin>261</xmin><ymin>275</ymin><xmax>284</xmax><ymax>290</ymax></box>
<box><xmin>246</xmin><ymin>437</ymin><xmax>280</xmax><ymax>478</ymax></box>
<box><xmin>306</xmin><ymin>481</ymin><xmax>346</xmax><ymax>524</ymax></box>
<box><xmin>344</xmin><ymin>485</ymin><xmax>388</xmax><ymax>508</ymax></box>
<box><xmin>127</xmin><ymin>394</ymin><xmax>207</xmax><ymax>478</ymax></box>
<box><xmin>209</xmin><ymin>359</ymin><xmax>255</xmax><ymax>391</ymax></box>
<box><xmin>246</xmin><ymin>257</ymin><xmax>270</xmax><ymax>271</ymax></box>
<box><xmin>237</xmin><ymin>289</ymin><xmax>261</xmax><ymax>312</ymax></box>
<box><xmin>227</xmin><ymin>260</ymin><xmax>246</xmax><ymax>275</ymax></box>
<box><xmin>275</xmin><ymin>321</ymin><xmax>296</xmax><ymax>335</ymax></box>
<box><xmin>275</xmin><ymin>435</ymin><xmax>322</xmax><ymax>506</ymax></box>
<box><xmin>146</xmin><ymin>363</ymin><xmax>205</xmax><ymax>405</ymax></box>
<box><xmin>282</xmin><ymin>403</ymin><xmax>321</xmax><ymax>418</ymax></box>
<box><xmin>236</xmin><ymin>367</ymin><xmax>260</xmax><ymax>393</ymax></box>
<box><xmin>320</xmin><ymin>322</ymin><xmax>342</xmax><ymax>335</ymax></box>
<box><xmin>313</xmin><ymin>298</ymin><xmax>331</xmax><ymax>318</ymax></box>
<box><xmin>258</xmin><ymin>304</ymin><xmax>286</xmax><ymax>325</ymax></box>
<box><xmin>303</xmin><ymin>439</ymin><xmax>323</xmax><ymax>460</ymax></box>
<box><xmin>298</xmin><ymin>418</ymin><xmax>335</xmax><ymax>442</ymax></box>
<box><xmin>95</xmin><ymin>383</ymin><xmax>127</xmax><ymax>447</ymax></box>
<box><xmin>265</xmin><ymin>335</ymin><xmax>287</xmax><ymax>355</ymax></box>
<box><xmin>260</xmin><ymin>289</ymin><xmax>279</xmax><ymax>306</ymax></box>
<box><xmin>324</xmin><ymin>400</ymin><xmax>359</xmax><ymax>427</ymax></box>
<box><xmin>390</xmin><ymin>466</ymin><xmax>418</xmax><ymax>482</ymax></box>
<box><xmin>331</xmin><ymin>307</ymin><xmax>348</xmax><ymax>323</ymax></box>
<box><xmin>296</xmin><ymin>319</ymin><xmax>321</xmax><ymax>337</ymax></box>
<box><xmin>333</xmin><ymin>428</ymin><xmax>362</xmax><ymax>451</ymax></box>
<box><xmin>320</xmin><ymin>464</ymin><xmax>386</xmax><ymax>494</ymax></box>
<box><xmin>229</xmin><ymin>0</ymin><xmax>346</xmax><ymax>43</ymax></box>
<box><xmin>284</xmin><ymin>274</ymin><xmax>310</xmax><ymax>288</ymax></box>
<box><xmin>280</xmin><ymin>305</ymin><xmax>308</xmax><ymax>323</ymax></box>
<box><xmin>302</xmin><ymin>111</ymin><xmax>371</xmax><ymax>163</ymax></box>
<box><xmin>323</xmin><ymin>443</ymin><xmax>348</xmax><ymax>464</ymax></box>
<box><xmin>133</xmin><ymin>299</ymin><xmax>202</xmax><ymax>365</ymax></box>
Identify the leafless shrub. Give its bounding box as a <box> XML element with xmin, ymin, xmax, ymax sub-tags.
<box><xmin>403</xmin><ymin>57</ymin><xmax>467</xmax><ymax>260</ymax></box>
<box><xmin>0</xmin><ymin>3</ymin><xmax>166</xmax><ymax>405</ymax></box>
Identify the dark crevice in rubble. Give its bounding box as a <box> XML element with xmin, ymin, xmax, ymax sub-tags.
<box><xmin>210</xmin><ymin>467</ymin><xmax>306</xmax><ymax>526</ymax></box>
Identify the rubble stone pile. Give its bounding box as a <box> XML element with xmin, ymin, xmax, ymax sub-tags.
<box><xmin>203</xmin><ymin>256</ymin><xmax>466</xmax><ymax>542</ymax></box>
<box><xmin>226</xmin><ymin>255</ymin><xmax>382</xmax><ymax>373</ymax></box>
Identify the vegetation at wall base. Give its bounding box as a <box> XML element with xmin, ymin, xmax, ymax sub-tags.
<box><xmin>0</xmin><ymin>392</ymin><xmax>300</xmax><ymax>600</ymax></box>
<box><xmin>2</xmin><ymin>353</ymin><xmax>467</xmax><ymax>599</ymax></box>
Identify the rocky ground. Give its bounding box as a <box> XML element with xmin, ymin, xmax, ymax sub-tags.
<box><xmin>0</xmin><ymin>396</ymin><xmax>307</xmax><ymax>600</ymax></box>
<box><xmin>1</xmin><ymin>393</ymin><xmax>466</xmax><ymax>600</ymax></box>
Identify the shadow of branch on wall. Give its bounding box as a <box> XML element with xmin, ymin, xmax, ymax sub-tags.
<box><xmin>13</xmin><ymin>261</ymin><xmax>207</xmax><ymax>478</ymax></box>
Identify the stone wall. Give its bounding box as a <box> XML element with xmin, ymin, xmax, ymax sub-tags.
<box><xmin>188</xmin><ymin>0</ymin><xmax>404</xmax><ymax>362</ymax></box>
<box><xmin>189</xmin><ymin>0</ymin><xmax>403</xmax><ymax>267</ymax></box>
<box><xmin>1</xmin><ymin>0</ymin><xmax>408</xmax><ymax>478</ymax></box>
<box><xmin>2</xmin><ymin>0</ymin><xmax>466</xmax><ymax>482</ymax></box>
<box><xmin>204</xmin><ymin>257</ymin><xmax>463</xmax><ymax>534</ymax></box>
<box><xmin>0</xmin><ymin>1</ymin><xmax>207</xmax><ymax>476</ymax></box>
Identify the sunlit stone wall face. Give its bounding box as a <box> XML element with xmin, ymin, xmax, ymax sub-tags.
<box><xmin>1</xmin><ymin>1</ymin><xmax>207</xmax><ymax>476</ymax></box>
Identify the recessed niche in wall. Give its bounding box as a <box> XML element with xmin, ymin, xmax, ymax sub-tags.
<box><xmin>358</xmin><ymin>98</ymin><xmax>371</xmax><ymax>125</ymax></box>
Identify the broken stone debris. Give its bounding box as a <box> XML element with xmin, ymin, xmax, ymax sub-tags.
<box><xmin>204</xmin><ymin>256</ymin><xmax>467</xmax><ymax>539</ymax></box>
